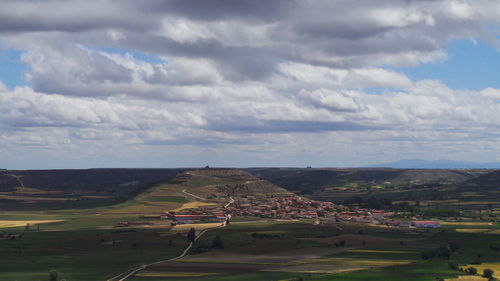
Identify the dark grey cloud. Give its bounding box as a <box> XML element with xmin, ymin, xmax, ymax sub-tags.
<box><xmin>0</xmin><ymin>0</ymin><xmax>158</xmax><ymax>33</ymax></box>
<box><xmin>2</xmin><ymin>0</ymin><xmax>500</xmax><ymax>168</ymax></box>
<box><xmin>3</xmin><ymin>0</ymin><xmax>499</xmax><ymax>81</ymax></box>
<box><xmin>135</xmin><ymin>0</ymin><xmax>296</xmax><ymax>22</ymax></box>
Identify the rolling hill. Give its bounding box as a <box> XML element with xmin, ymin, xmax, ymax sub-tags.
<box><xmin>0</xmin><ymin>168</ymin><xmax>186</xmax><ymax>210</ymax></box>
<box><xmin>366</xmin><ymin>159</ymin><xmax>500</xmax><ymax>169</ymax></box>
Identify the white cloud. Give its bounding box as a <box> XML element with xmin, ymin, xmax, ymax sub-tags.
<box><xmin>1</xmin><ymin>0</ymin><xmax>500</xmax><ymax>167</ymax></box>
<box><xmin>298</xmin><ymin>89</ymin><xmax>360</xmax><ymax>112</ymax></box>
<box><xmin>481</xmin><ymin>87</ymin><xmax>500</xmax><ymax>100</ymax></box>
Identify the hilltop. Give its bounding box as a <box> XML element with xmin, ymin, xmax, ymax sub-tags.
<box><xmin>0</xmin><ymin>168</ymin><xmax>290</xmax><ymax>212</ymax></box>
<box><xmin>174</xmin><ymin>168</ymin><xmax>291</xmax><ymax>199</ymax></box>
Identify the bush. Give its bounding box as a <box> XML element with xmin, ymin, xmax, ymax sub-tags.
<box><xmin>49</xmin><ymin>270</ymin><xmax>59</xmax><ymax>281</ymax></box>
<box><xmin>212</xmin><ymin>235</ymin><xmax>224</xmax><ymax>249</ymax></box>
<box><xmin>467</xmin><ymin>267</ymin><xmax>478</xmax><ymax>275</ymax></box>
<box><xmin>490</xmin><ymin>244</ymin><xmax>500</xmax><ymax>251</ymax></box>
<box><xmin>483</xmin><ymin>268</ymin><xmax>494</xmax><ymax>278</ymax></box>
<box><xmin>421</xmin><ymin>251</ymin><xmax>429</xmax><ymax>260</ymax></box>
<box><xmin>187</xmin><ymin>228</ymin><xmax>196</xmax><ymax>242</ymax></box>
<box><xmin>448</xmin><ymin>261</ymin><xmax>459</xmax><ymax>270</ymax></box>
<box><xmin>448</xmin><ymin>242</ymin><xmax>460</xmax><ymax>252</ymax></box>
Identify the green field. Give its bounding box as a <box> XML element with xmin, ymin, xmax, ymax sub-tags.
<box><xmin>1</xmin><ymin>168</ymin><xmax>499</xmax><ymax>280</ymax></box>
<box><xmin>1</xmin><ymin>207</ymin><xmax>499</xmax><ymax>280</ymax></box>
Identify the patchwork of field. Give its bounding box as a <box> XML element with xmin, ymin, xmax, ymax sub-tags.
<box><xmin>0</xmin><ymin>209</ymin><xmax>499</xmax><ymax>281</ymax></box>
<box><xmin>172</xmin><ymin>222</ymin><xmax>224</xmax><ymax>231</ymax></box>
<box><xmin>135</xmin><ymin>271</ymin><xmax>220</xmax><ymax>278</ymax></box>
<box><xmin>0</xmin><ymin>220</ymin><xmax>64</xmax><ymax>228</ymax></box>
<box><xmin>442</xmin><ymin>222</ymin><xmax>494</xmax><ymax>226</ymax></box>
<box><xmin>446</xmin><ymin>276</ymin><xmax>488</xmax><ymax>281</ymax></box>
<box><xmin>126</xmin><ymin>220</ymin><xmax>450</xmax><ymax>281</ymax></box>
<box><xmin>0</xmin><ymin>168</ymin><xmax>499</xmax><ymax>281</ymax></box>
<box><xmin>172</xmin><ymin>201</ymin><xmax>217</xmax><ymax>212</ymax></box>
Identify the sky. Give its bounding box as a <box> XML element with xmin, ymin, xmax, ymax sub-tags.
<box><xmin>1</xmin><ymin>0</ymin><xmax>500</xmax><ymax>169</ymax></box>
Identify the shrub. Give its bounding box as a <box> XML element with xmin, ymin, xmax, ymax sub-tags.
<box><xmin>49</xmin><ymin>270</ymin><xmax>59</xmax><ymax>281</ymax></box>
<box><xmin>448</xmin><ymin>261</ymin><xmax>459</xmax><ymax>270</ymax></box>
<box><xmin>212</xmin><ymin>235</ymin><xmax>224</xmax><ymax>249</ymax></box>
<box><xmin>483</xmin><ymin>268</ymin><xmax>494</xmax><ymax>278</ymax></box>
<box><xmin>467</xmin><ymin>267</ymin><xmax>477</xmax><ymax>275</ymax></box>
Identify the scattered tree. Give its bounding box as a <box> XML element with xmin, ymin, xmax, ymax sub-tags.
<box><xmin>212</xmin><ymin>235</ymin><xmax>224</xmax><ymax>249</ymax></box>
<box><xmin>448</xmin><ymin>261</ymin><xmax>459</xmax><ymax>270</ymax></box>
<box><xmin>187</xmin><ymin>228</ymin><xmax>196</xmax><ymax>243</ymax></box>
<box><xmin>483</xmin><ymin>268</ymin><xmax>494</xmax><ymax>278</ymax></box>
<box><xmin>467</xmin><ymin>267</ymin><xmax>478</xmax><ymax>275</ymax></box>
<box><xmin>490</xmin><ymin>244</ymin><xmax>500</xmax><ymax>251</ymax></box>
<box><xmin>448</xmin><ymin>242</ymin><xmax>460</xmax><ymax>252</ymax></box>
<box><xmin>49</xmin><ymin>270</ymin><xmax>59</xmax><ymax>281</ymax></box>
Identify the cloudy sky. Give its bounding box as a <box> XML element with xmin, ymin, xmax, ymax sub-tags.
<box><xmin>1</xmin><ymin>0</ymin><xmax>500</xmax><ymax>169</ymax></box>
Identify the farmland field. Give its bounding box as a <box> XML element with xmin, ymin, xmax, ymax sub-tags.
<box><xmin>0</xmin><ymin>168</ymin><xmax>499</xmax><ymax>280</ymax></box>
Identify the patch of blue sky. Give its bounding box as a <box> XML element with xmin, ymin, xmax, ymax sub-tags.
<box><xmin>85</xmin><ymin>46</ymin><xmax>166</xmax><ymax>64</ymax></box>
<box><xmin>0</xmin><ymin>47</ymin><xmax>28</xmax><ymax>89</ymax></box>
<box><xmin>360</xmin><ymin>87</ymin><xmax>402</xmax><ymax>95</ymax></box>
<box><xmin>396</xmin><ymin>39</ymin><xmax>500</xmax><ymax>91</ymax></box>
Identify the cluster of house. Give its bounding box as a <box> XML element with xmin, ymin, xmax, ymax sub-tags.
<box><xmin>335</xmin><ymin>209</ymin><xmax>441</xmax><ymax>228</ymax></box>
<box><xmin>123</xmin><ymin>194</ymin><xmax>441</xmax><ymax>229</ymax></box>
<box><xmin>224</xmin><ymin>195</ymin><xmax>340</xmax><ymax>219</ymax></box>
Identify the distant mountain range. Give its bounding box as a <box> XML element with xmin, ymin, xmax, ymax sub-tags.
<box><xmin>365</xmin><ymin>159</ymin><xmax>500</xmax><ymax>169</ymax></box>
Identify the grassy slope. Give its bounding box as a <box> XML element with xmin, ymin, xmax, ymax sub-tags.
<box><xmin>0</xmin><ymin>168</ymin><xmax>279</xmax><ymax>280</ymax></box>
<box><xmin>1</xmin><ymin>168</ymin><xmax>499</xmax><ymax>280</ymax></box>
<box><xmin>246</xmin><ymin>168</ymin><xmax>500</xmax><ymax>210</ymax></box>
<box><xmin>0</xmin><ymin>169</ymin><xmax>187</xmax><ymax>210</ymax></box>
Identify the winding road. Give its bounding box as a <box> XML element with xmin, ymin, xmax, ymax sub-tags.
<box><xmin>106</xmin><ymin>227</ymin><xmax>215</xmax><ymax>281</ymax></box>
<box><xmin>106</xmin><ymin>195</ymin><xmax>233</xmax><ymax>281</ymax></box>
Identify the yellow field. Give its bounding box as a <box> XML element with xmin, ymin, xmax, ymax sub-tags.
<box><xmin>82</xmin><ymin>195</ymin><xmax>112</xmax><ymax>199</ymax></box>
<box><xmin>460</xmin><ymin>192</ymin><xmax>484</xmax><ymax>197</ymax></box>
<box><xmin>455</xmin><ymin>229</ymin><xmax>490</xmax><ymax>233</ymax></box>
<box><xmin>445</xmin><ymin>276</ymin><xmax>488</xmax><ymax>281</ymax></box>
<box><xmin>271</xmin><ymin>257</ymin><xmax>413</xmax><ymax>274</ymax></box>
<box><xmin>172</xmin><ymin>201</ymin><xmax>217</xmax><ymax>211</ymax></box>
<box><xmin>0</xmin><ymin>194</ymin><xmax>72</xmax><ymax>201</ymax></box>
<box><xmin>347</xmin><ymin>249</ymin><xmax>413</xmax><ymax>254</ymax></box>
<box><xmin>103</xmin><ymin>202</ymin><xmax>182</xmax><ymax>214</ymax></box>
<box><xmin>460</xmin><ymin>262</ymin><xmax>500</xmax><ymax>278</ymax></box>
<box><xmin>0</xmin><ymin>220</ymin><xmax>64</xmax><ymax>228</ymax></box>
<box><xmin>0</xmin><ymin>186</ymin><xmax>62</xmax><ymax>195</ymax></box>
<box><xmin>442</xmin><ymin>222</ymin><xmax>493</xmax><ymax>226</ymax></box>
<box><xmin>171</xmin><ymin>222</ymin><xmax>223</xmax><ymax>231</ymax></box>
<box><xmin>455</xmin><ymin>201</ymin><xmax>500</xmax><ymax>205</ymax></box>
<box><xmin>136</xmin><ymin>271</ymin><xmax>220</xmax><ymax>278</ymax></box>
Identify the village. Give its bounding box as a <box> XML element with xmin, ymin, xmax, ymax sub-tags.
<box><xmin>120</xmin><ymin>193</ymin><xmax>441</xmax><ymax>229</ymax></box>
